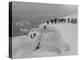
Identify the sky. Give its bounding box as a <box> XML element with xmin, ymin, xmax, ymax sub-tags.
<box><xmin>12</xmin><ymin>1</ymin><xmax>78</xmax><ymax>17</ymax></box>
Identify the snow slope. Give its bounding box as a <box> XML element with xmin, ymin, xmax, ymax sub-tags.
<box><xmin>12</xmin><ymin>14</ymin><xmax>78</xmax><ymax>58</ymax></box>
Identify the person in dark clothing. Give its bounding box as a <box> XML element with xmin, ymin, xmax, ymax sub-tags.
<box><xmin>47</xmin><ymin>20</ymin><xmax>49</xmax><ymax>24</ymax></box>
<box><xmin>30</xmin><ymin>34</ymin><xmax>33</xmax><ymax>39</ymax></box>
<box><xmin>33</xmin><ymin>33</ymin><xmax>36</xmax><ymax>37</ymax></box>
<box><xmin>44</xmin><ymin>25</ymin><xmax>46</xmax><ymax>29</ymax></box>
<box><xmin>24</xmin><ymin>33</ymin><xmax>28</xmax><ymax>36</ymax></box>
<box><xmin>50</xmin><ymin>19</ymin><xmax>54</xmax><ymax>23</ymax></box>
<box><xmin>34</xmin><ymin>42</ymin><xmax>40</xmax><ymax>51</ymax></box>
<box><xmin>54</xmin><ymin>18</ymin><xmax>57</xmax><ymax>24</ymax></box>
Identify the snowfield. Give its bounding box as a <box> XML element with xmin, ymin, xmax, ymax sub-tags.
<box><xmin>12</xmin><ymin>14</ymin><xmax>78</xmax><ymax>59</ymax></box>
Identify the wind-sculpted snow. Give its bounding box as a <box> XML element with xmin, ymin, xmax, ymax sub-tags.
<box><xmin>12</xmin><ymin>13</ymin><xmax>78</xmax><ymax>58</ymax></box>
<box><xmin>37</xmin><ymin>25</ymin><xmax>70</xmax><ymax>54</ymax></box>
<box><xmin>12</xmin><ymin>23</ymin><xmax>71</xmax><ymax>58</ymax></box>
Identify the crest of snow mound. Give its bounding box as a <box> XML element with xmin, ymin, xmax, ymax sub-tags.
<box><xmin>27</xmin><ymin>22</ymin><xmax>70</xmax><ymax>54</ymax></box>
